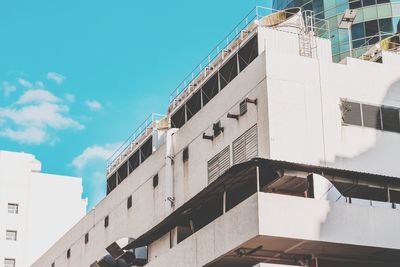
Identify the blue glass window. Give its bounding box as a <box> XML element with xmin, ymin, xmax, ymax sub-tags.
<box><xmin>352</xmin><ymin>23</ymin><xmax>365</xmax><ymax>40</ymax></box>
<box><xmin>379</xmin><ymin>18</ymin><xmax>394</xmax><ymax>34</ymax></box>
<box><xmin>362</xmin><ymin>0</ymin><xmax>376</xmax><ymax>6</ymax></box>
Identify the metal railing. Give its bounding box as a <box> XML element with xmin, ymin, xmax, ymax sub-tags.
<box><xmin>168</xmin><ymin>6</ymin><xmax>277</xmax><ymax>104</ymax></box>
<box><xmin>107</xmin><ymin>113</ymin><xmax>165</xmax><ymax>170</ymax></box>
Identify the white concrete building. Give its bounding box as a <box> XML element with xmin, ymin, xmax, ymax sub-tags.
<box><xmin>33</xmin><ymin>7</ymin><xmax>400</xmax><ymax>267</ymax></box>
<box><xmin>0</xmin><ymin>150</ymin><xmax>87</xmax><ymax>267</ymax></box>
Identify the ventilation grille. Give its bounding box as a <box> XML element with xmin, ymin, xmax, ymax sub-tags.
<box><xmin>233</xmin><ymin>124</ymin><xmax>258</xmax><ymax>165</ymax></box>
<box><xmin>208</xmin><ymin>146</ymin><xmax>230</xmax><ymax>184</ymax></box>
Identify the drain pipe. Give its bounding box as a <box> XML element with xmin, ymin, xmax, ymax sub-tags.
<box><xmin>165</xmin><ymin>128</ymin><xmax>178</xmax><ymax>215</ymax></box>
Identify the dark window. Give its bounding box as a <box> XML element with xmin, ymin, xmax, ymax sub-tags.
<box><xmin>219</xmin><ymin>54</ymin><xmax>238</xmax><ymax>90</ymax></box>
<box><xmin>379</xmin><ymin>18</ymin><xmax>394</xmax><ymax>34</ymax></box>
<box><xmin>353</xmin><ymin>38</ymin><xmax>366</xmax><ymax>49</ymax></box>
<box><xmin>140</xmin><ymin>138</ymin><xmax>153</xmax><ymax>163</ymax></box>
<box><xmin>201</xmin><ymin>74</ymin><xmax>219</xmax><ymax>106</ymax></box>
<box><xmin>128</xmin><ymin>150</ymin><xmax>140</xmax><ymax>174</ymax></box>
<box><xmin>349</xmin><ymin>0</ymin><xmax>362</xmax><ymax>9</ymax></box>
<box><xmin>377</xmin><ymin>0</ymin><xmax>389</xmax><ymax>3</ymax></box>
<box><xmin>365</xmin><ymin>20</ymin><xmax>379</xmax><ymax>37</ymax></box>
<box><xmin>382</xmin><ymin>107</ymin><xmax>400</xmax><ymax>132</ymax></box>
<box><xmin>106</xmin><ymin>174</ymin><xmax>117</xmax><ymax>195</ymax></box>
<box><xmin>351</xmin><ymin>23</ymin><xmax>365</xmax><ymax>40</ymax></box>
<box><xmin>238</xmin><ymin>35</ymin><xmax>259</xmax><ymax>72</ymax></box>
<box><xmin>362</xmin><ymin>0</ymin><xmax>376</xmax><ymax>6</ymax></box>
<box><xmin>85</xmin><ymin>233</ymin><xmax>89</xmax><ymax>244</ymax></box>
<box><xmin>186</xmin><ymin>89</ymin><xmax>202</xmax><ymax>121</ymax></box>
<box><xmin>51</xmin><ymin>263</ymin><xmax>55</xmax><ymax>267</ymax></box>
<box><xmin>362</xmin><ymin>104</ymin><xmax>382</xmax><ymax>129</ymax></box>
<box><xmin>153</xmin><ymin>174</ymin><xmax>159</xmax><ymax>188</ymax></box>
<box><xmin>183</xmin><ymin>146</ymin><xmax>189</xmax><ymax>162</ymax></box>
<box><xmin>104</xmin><ymin>216</ymin><xmax>109</xmax><ymax>228</ymax></box>
<box><xmin>117</xmin><ymin>162</ymin><xmax>128</xmax><ymax>184</ymax></box>
<box><xmin>67</xmin><ymin>249</ymin><xmax>71</xmax><ymax>259</ymax></box>
<box><xmin>171</xmin><ymin>106</ymin><xmax>186</xmax><ymax>128</ymax></box>
<box><xmin>368</xmin><ymin>36</ymin><xmax>380</xmax><ymax>45</ymax></box>
<box><xmin>127</xmin><ymin>195</ymin><xmax>132</xmax><ymax>209</ymax></box>
<box><xmin>341</xmin><ymin>101</ymin><xmax>362</xmax><ymax>126</ymax></box>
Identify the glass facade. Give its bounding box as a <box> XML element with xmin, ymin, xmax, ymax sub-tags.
<box><xmin>273</xmin><ymin>0</ymin><xmax>400</xmax><ymax>61</ymax></box>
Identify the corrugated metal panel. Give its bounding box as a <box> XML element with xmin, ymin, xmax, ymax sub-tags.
<box><xmin>208</xmin><ymin>146</ymin><xmax>230</xmax><ymax>184</ymax></box>
<box><xmin>233</xmin><ymin>124</ymin><xmax>258</xmax><ymax>165</ymax></box>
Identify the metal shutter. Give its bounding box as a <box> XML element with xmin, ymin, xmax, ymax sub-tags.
<box><xmin>233</xmin><ymin>124</ymin><xmax>258</xmax><ymax>165</ymax></box>
<box><xmin>208</xmin><ymin>146</ymin><xmax>230</xmax><ymax>184</ymax></box>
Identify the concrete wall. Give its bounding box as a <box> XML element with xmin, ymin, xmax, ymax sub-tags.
<box><xmin>0</xmin><ymin>151</ymin><xmax>86</xmax><ymax>267</ymax></box>
<box><xmin>263</xmin><ymin>27</ymin><xmax>400</xmax><ymax>177</ymax></box>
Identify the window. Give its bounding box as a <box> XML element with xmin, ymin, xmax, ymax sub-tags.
<box><xmin>67</xmin><ymin>249</ymin><xmax>71</xmax><ymax>259</ymax></box>
<box><xmin>351</xmin><ymin>23</ymin><xmax>365</xmax><ymax>40</ymax></box>
<box><xmin>140</xmin><ymin>138</ymin><xmax>153</xmax><ymax>162</ymax></box>
<box><xmin>362</xmin><ymin>0</ymin><xmax>376</xmax><ymax>7</ymax></box>
<box><xmin>362</xmin><ymin>104</ymin><xmax>382</xmax><ymax>129</ymax></box>
<box><xmin>365</xmin><ymin>20</ymin><xmax>379</xmax><ymax>37</ymax></box>
<box><xmin>127</xmin><ymin>195</ymin><xmax>132</xmax><ymax>209</ymax></box>
<box><xmin>104</xmin><ymin>216</ymin><xmax>109</xmax><ymax>228</ymax></box>
<box><xmin>51</xmin><ymin>262</ymin><xmax>55</xmax><ymax>267</ymax></box>
<box><xmin>7</xmin><ymin>203</ymin><xmax>18</xmax><ymax>214</ymax></box>
<box><xmin>341</xmin><ymin>101</ymin><xmax>362</xmax><ymax>126</ymax></box>
<box><xmin>85</xmin><ymin>233</ymin><xmax>89</xmax><ymax>244</ymax></box>
<box><xmin>171</xmin><ymin>105</ymin><xmax>186</xmax><ymax>128</ymax></box>
<box><xmin>6</xmin><ymin>230</ymin><xmax>17</xmax><ymax>241</ymax></box>
<box><xmin>106</xmin><ymin>174</ymin><xmax>117</xmax><ymax>195</ymax></box>
<box><xmin>219</xmin><ymin>55</ymin><xmax>238</xmax><ymax>90</ymax></box>
<box><xmin>341</xmin><ymin>99</ymin><xmax>400</xmax><ymax>133</ymax></box>
<box><xmin>117</xmin><ymin>162</ymin><xmax>128</xmax><ymax>185</ymax></box>
<box><xmin>201</xmin><ymin>73</ymin><xmax>219</xmax><ymax>106</ymax></box>
<box><xmin>4</xmin><ymin>258</ymin><xmax>15</xmax><ymax>267</ymax></box>
<box><xmin>153</xmin><ymin>174</ymin><xmax>159</xmax><ymax>188</ymax></box>
<box><xmin>186</xmin><ymin>90</ymin><xmax>202</xmax><ymax>121</ymax></box>
<box><xmin>238</xmin><ymin>35</ymin><xmax>258</xmax><ymax>72</ymax></box>
<box><xmin>183</xmin><ymin>146</ymin><xmax>189</xmax><ymax>162</ymax></box>
<box><xmin>382</xmin><ymin>107</ymin><xmax>400</xmax><ymax>133</ymax></box>
<box><xmin>379</xmin><ymin>18</ymin><xmax>393</xmax><ymax>35</ymax></box>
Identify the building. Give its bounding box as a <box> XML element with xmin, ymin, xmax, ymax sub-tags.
<box><xmin>33</xmin><ymin>7</ymin><xmax>400</xmax><ymax>267</ymax></box>
<box><xmin>0</xmin><ymin>150</ymin><xmax>87</xmax><ymax>267</ymax></box>
<box><xmin>273</xmin><ymin>0</ymin><xmax>400</xmax><ymax>62</ymax></box>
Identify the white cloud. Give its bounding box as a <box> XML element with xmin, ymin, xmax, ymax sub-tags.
<box><xmin>18</xmin><ymin>78</ymin><xmax>33</xmax><ymax>88</ymax></box>
<box><xmin>17</xmin><ymin>89</ymin><xmax>60</xmax><ymax>105</ymax></box>
<box><xmin>2</xmin><ymin>82</ymin><xmax>16</xmax><ymax>95</ymax></box>
<box><xmin>71</xmin><ymin>143</ymin><xmax>121</xmax><ymax>170</ymax></box>
<box><xmin>35</xmin><ymin>81</ymin><xmax>45</xmax><ymax>88</ymax></box>
<box><xmin>0</xmin><ymin>127</ymin><xmax>47</xmax><ymax>145</ymax></box>
<box><xmin>85</xmin><ymin>100</ymin><xmax>102</xmax><ymax>111</ymax></box>
<box><xmin>64</xmin><ymin>93</ymin><xmax>75</xmax><ymax>103</ymax></box>
<box><xmin>0</xmin><ymin>89</ymin><xmax>83</xmax><ymax>145</ymax></box>
<box><xmin>46</xmin><ymin>72</ymin><xmax>65</xmax><ymax>85</ymax></box>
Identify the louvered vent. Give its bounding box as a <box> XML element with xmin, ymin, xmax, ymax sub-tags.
<box><xmin>208</xmin><ymin>146</ymin><xmax>230</xmax><ymax>184</ymax></box>
<box><xmin>233</xmin><ymin>124</ymin><xmax>258</xmax><ymax>165</ymax></box>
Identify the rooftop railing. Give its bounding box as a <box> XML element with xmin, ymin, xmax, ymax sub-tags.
<box><xmin>168</xmin><ymin>6</ymin><xmax>276</xmax><ymax>104</ymax></box>
<box><xmin>107</xmin><ymin>113</ymin><xmax>165</xmax><ymax>171</ymax></box>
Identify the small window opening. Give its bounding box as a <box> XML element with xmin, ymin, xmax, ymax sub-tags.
<box><xmin>153</xmin><ymin>174</ymin><xmax>159</xmax><ymax>188</ymax></box>
<box><xmin>84</xmin><ymin>233</ymin><xmax>89</xmax><ymax>244</ymax></box>
<box><xmin>7</xmin><ymin>203</ymin><xmax>19</xmax><ymax>214</ymax></box>
<box><xmin>104</xmin><ymin>216</ymin><xmax>109</xmax><ymax>228</ymax></box>
<box><xmin>183</xmin><ymin>147</ymin><xmax>189</xmax><ymax>162</ymax></box>
<box><xmin>67</xmin><ymin>249</ymin><xmax>71</xmax><ymax>259</ymax></box>
<box><xmin>127</xmin><ymin>195</ymin><xmax>132</xmax><ymax>209</ymax></box>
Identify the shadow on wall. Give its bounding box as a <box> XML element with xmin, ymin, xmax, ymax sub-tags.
<box><xmin>327</xmin><ymin>78</ymin><xmax>400</xmax><ymax>178</ymax></box>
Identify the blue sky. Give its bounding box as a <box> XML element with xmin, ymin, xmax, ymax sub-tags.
<box><xmin>0</xmin><ymin>0</ymin><xmax>271</xmax><ymax>210</ymax></box>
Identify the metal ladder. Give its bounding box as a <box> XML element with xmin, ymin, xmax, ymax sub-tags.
<box><xmin>299</xmin><ymin>10</ymin><xmax>317</xmax><ymax>58</ymax></box>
